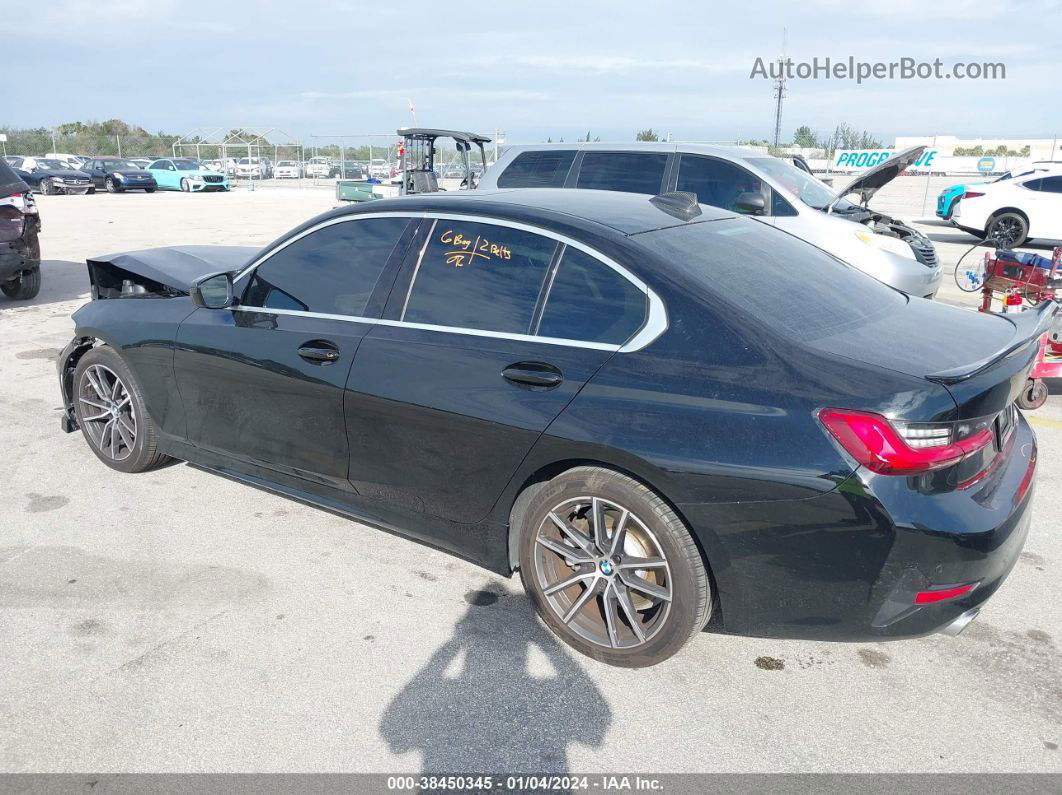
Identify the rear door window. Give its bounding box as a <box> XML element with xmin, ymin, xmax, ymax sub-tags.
<box><xmin>1038</xmin><ymin>176</ymin><xmax>1062</xmax><ymax>193</ymax></box>
<box><xmin>401</xmin><ymin>221</ymin><xmax>557</xmax><ymax>334</ymax></box>
<box><xmin>497</xmin><ymin>150</ymin><xmax>576</xmax><ymax>188</ymax></box>
<box><xmin>244</xmin><ymin>217</ymin><xmax>410</xmax><ymax>316</ymax></box>
<box><xmin>575</xmin><ymin>152</ymin><xmax>668</xmax><ymax>195</ymax></box>
<box><xmin>677</xmin><ymin>155</ymin><xmax>768</xmax><ymax>213</ymax></box>
<box><xmin>537</xmin><ymin>247</ymin><xmax>646</xmax><ymax>344</ymax></box>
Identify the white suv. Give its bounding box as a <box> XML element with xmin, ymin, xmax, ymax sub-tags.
<box><xmin>952</xmin><ymin>167</ymin><xmax>1062</xmax><ymax>248</ymax></box>
<box><xmin>479</xmin><ymin>143</ymin><xmax>942</xmax><ymax>298</ymax></box>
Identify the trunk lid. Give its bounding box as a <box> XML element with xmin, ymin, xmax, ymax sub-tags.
<box><xmin>807</xmin><ymin>298</ymin><xmax>1055</xmax><ymax>419</ymax></box>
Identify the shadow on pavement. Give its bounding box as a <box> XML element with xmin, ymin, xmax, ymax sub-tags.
<box><xmin>379</xmin><ymin>588</ymin><xmax>611</xmax><ymax>774</ymax></box>
<box><xmin>0</xmin><ymin>260</ymin><xmax>89</xmax><ymax>311</ymax></box>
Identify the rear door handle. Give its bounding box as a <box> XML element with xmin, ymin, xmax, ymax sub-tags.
<box><xmin>502</xmin><ymin>361</ymin><xmax>563</xmax><ymax>389</ymax></box>
<box><xmin>297</xmin><ymin>340</ymin><xmax>341</xmax><ymax>364</ymax></box>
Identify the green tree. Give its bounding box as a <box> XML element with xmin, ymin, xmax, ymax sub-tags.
<box><xmin>636</xmin><ymin>128</ymin><xmax>659</xmax><ymax>142</ymax></box>
<box><xmin>792</xmin><ymin>125</ymin><xmax>817</xmax><ymax>148</ymax></box>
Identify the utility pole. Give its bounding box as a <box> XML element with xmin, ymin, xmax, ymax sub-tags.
<box><xmin>493</xmin><ymin>128</ymin><xmax>506</xmax><ymax>164</ymax></box>
<box><xmin>772</xmin><ymin>28</ymin><xmax>787</xmax><ymax>149</ymax></box>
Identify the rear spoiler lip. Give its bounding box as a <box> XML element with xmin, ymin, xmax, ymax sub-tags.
<box><xmin>927</xmin><ymin>300</ymin><xmax>1058</xmax><ymax>384</ymax></box>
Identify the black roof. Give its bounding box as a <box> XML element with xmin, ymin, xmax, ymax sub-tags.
<box><xmin>397</xmin><ymin>128</ymin><xmax>491</xmax><ymax>145</ymax></box>
<box><xmin>340</xmin><ymin>188</ymin><xmax>736</xmax><ymax>236</ymax></box>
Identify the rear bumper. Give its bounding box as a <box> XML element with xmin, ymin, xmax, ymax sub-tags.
<box><xmin>684</xmin><ymin>414</ymin><xmax>1037</xmax><ymax>641</ymax></box>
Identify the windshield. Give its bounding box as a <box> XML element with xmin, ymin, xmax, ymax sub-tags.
<box><xmin>278</xmin><ymin>161</ymin><xmax>295</xmax><ymax>166</ymax></box>
<box><xmin>748</xmin><ymin>157</ymin><xmax>860</xmax><ymax>213</ymax></box>
<box><xmin>636</xmin><ymin>218</ymin><xmax>902</xmax><ymax>342</ymax></box>
<box><xmin>107</xmin><ymin>160</ymin><xmax>140</xmax><ymax>170</ymax></box>
<box><xmin>37</xmin><ymin>159</ymin><xmax>68</xmax><ymax>170</ymax></box>
<box><xmin>174</xmin><ymin>160</ymin><xmax>202</xmax><ymax>171</ymax></box>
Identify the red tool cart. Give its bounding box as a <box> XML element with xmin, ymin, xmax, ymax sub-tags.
<box><xmin>975</xmin><ymin>246</ymin><xmax>1062</xmax><ymax>409</ymax></box>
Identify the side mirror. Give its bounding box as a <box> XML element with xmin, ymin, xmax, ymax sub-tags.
<box><xmin>735</xmin><ymin>191</ymin><xmax>767</xmax><ymax>215</ymax></box>
<box><xmin>0</xmin><ymin>205</ymin><xmax>25</xmax><ymax>243</ymax></box>
<box><xmin>190</xmin><ymin>271</ymin><xmax>234</xmax><ymax>309</ymax></box>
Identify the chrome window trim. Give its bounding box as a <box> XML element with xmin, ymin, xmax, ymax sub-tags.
<box><xmin>233</xmin><ymin>210</ymin><xmax>667</xmax><ymax>353</ymax></box>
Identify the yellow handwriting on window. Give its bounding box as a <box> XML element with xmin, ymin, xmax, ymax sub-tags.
<box><xmin>439</xmin><ymin>229</ymin><xmax>512</xmax><ymax>267</ymax></box>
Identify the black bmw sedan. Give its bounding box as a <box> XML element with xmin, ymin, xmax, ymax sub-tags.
<box><xmin>56</xmin><ymin>189</ymin><xmax>1046</xmax><ymax>667</ymax></box>
<box><xmin>82</xmin><ymin>157</ymin><xmax>158</xmax><ymax>193</ymax></box>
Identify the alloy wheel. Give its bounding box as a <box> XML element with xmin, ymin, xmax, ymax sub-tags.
<box><xmin>532</xmin><ymin>496</ymin><xmax>672</xmax><ymax>649</ymax></box>
<box><xmin>991</xmin><ymin>216</ymin><xmax>1023</xmax><ymax>247</ymax></box>
<box><xmin>78</xmin><ymin>364</ymin><xmax>137</xmax><ymax>461</ymax></box>
<box><xmin>105</xmin><ymin>177</ymin><xmax>117</xmax><ymax>193</ymax></box>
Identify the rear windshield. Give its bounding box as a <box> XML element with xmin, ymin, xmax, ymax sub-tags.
<box><xmin>635</xmin><ymin>218</ymin><xmax>904</xmax><ymax>341</ymax></box>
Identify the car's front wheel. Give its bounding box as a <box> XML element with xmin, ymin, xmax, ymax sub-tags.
<box><xmin>180</xmin><ymin>178</ymin><xmax>191</xmax><ymax>192</ymax></box>
<box><xmin>986</xmin><ymin>211</ymin><xmax>1029</xmax><ymax>248</ymax></box>
<box><xmin>38</xmin><ymin>179</ymin><xmax>53</xmax><ymax>196</ymax></box>
<box><xmin>72</xmin><ymin>346</ymin><xmax>171</xmax><ymax>473</ymax></box>
<box><xmin>518</xmin><ymin>466</ymin><xmax>712</xmax><ymax>667</ymax></box>
<box><xmin>105</xmin><ymin>177</ymin><xmax>121</xmax><ymax>193</ymax></box>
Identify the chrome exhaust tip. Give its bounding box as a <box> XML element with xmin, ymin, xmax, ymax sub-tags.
<box><xmin>938</xmin><ymin>608</ymin><xmax>980</xmax><ymax>637</ymax></box>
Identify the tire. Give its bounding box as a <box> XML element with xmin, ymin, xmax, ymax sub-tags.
<box><xmin>180</xmin><ymin>178</ymin><xmax>190</xmax><ymax>192</ymax></box>
<box><xmin>1</xmin><ymin>266</ymin><xmax>41</xmax><ymax>300</ymax></box>
<box><xmin>105</xmin><ymin>177</ymin><xmax>121</xmax><ymax>193</ymax></box>
<box><xmin>72</xmin><ymin>346</ymin><xmax>171</xmax><ymax>473</ymax></box>
<box><xmin>38</xmin><ymin>179</ymin><xmax>52</xmax><ymax>196</ymax></box>
<box><xmin>517</xmin><ymin>466</ymin><xmax>711</xmax><ymax>668</ymax></box>
<box><xmin>1017</xmin><ymin>379</ymin><xmax>1049</xmax><ymax>411</ymax></box>
<box><xmin>986</xmin><ymin>211</ymin><xmax>1029</xmax><ymax>248</ymax></box>
<box><xmin>145</xmin><ymin>187</ymin><xmax>156</xmax><ymax>193</ymax></box>
<box><xmin>88</xmin><ymin>187</ymin><xmax>96</xmax><ymax>194</ymax></box>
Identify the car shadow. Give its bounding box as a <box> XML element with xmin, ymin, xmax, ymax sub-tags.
<box><xmin>379</xmin><ymin>588</ymin><xmax>611</xmax><ymax>774</ymax></box>
<box><xmin>0</xmin><ymin>260</ymin><xmax>89</xmax><ymax>311</ymax></box>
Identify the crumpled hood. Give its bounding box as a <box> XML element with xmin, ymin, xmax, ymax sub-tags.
<box><xmin>834</xmin><ymin>145</ymin><xmax>926</xmax><ymax>205</ymax></box>
<box><xmin>87</xmin><ymin>245</ymin><xmax>258</xmax><ymax>291</ymax></box>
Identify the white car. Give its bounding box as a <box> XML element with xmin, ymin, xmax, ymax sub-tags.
<box><xmin>481</xmin><ymin>143</ymin><xmax>943</xmax><ymax>298</ymax></box>
<box><xmin>952</xmin><ymin>167</ymin><xmax>1062</xmax><ymax>247</ymax></box>
<box><xmin>275</xmin><ymin>160</ymin><xmax>301</xmax><ymax>179</ymax></box>
<box><xmin>235</xmin><ymin>157</ymin><xmax>266</xmax><ymax>178</ymax></box>
<box><xmin>305</xmin><ymin>158</ymin><xmax>332</xmax><ymax>178</ymax></box>
<box><xmin>369</xmin><ymin>159</ymin><xmax>391</xmax><ymax>179</ymax></box>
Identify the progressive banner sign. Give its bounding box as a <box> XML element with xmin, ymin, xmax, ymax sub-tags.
<box><xmin>833</xmin><ymin>149</ymin><xmax>938</xmax><ymax>171</ymax></box>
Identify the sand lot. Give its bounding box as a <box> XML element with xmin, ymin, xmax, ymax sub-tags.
<box><xmin>1</xmin><ymin>182</ymin><xmax>1060</xmax><ymax>774</ymax></box>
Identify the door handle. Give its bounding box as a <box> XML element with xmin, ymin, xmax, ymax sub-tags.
<box><xmin>297</xmin><ymin>340</ymin><xmax>341</xmax><ymax>364</ymax></box>
<box><xmin>502</xmin><ymin>361</ymin><xmax>564</xmax><ymax>389</ymax></box>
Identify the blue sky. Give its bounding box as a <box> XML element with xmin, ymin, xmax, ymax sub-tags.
<box><xmin>8</xmin><ymin>0</ymin><xmax>1060</xmax><ymax>144</ymax></box>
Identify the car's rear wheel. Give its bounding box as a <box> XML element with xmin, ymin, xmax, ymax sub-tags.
<box><xmin>1</xmin><ymin>266</ymin><xmax>41</xmax><ymax>300</ymax></box>
<box><xmin>986</xmin><ymin>211</ymin><xmax>1028</xmax><ymax>248</ymax></box>
<box><xmin>518</xmin><ymin>466</ymin><xmax>711</xmax><ymax>668</ymax></box>
<box><xmin>72</xmin><ymin>347</ymin><xmax>171</xmax><ymax>473</ymax></box>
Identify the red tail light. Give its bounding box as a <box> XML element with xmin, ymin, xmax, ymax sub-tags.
<box><xmin>914</xmin><ymin>583</ymin><xmax>977</xmax><ymax>604</ymax></box>
<box><xmin>817</xmin><ymin>408</ymin><xmax>994</xmax><ymax>476</ymax></box>
<box><xmin>962</xmin><ymin>190</ymin><xmax>985</xmax><ymax>199</ymax></box>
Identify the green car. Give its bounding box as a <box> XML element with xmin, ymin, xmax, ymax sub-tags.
<box><xmin>146</xmin><ymin>158</ymin><xmax>231</xmax><ymax>192</ymax></box>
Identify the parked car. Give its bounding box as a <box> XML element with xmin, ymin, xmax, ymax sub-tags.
<box><xmin>235</xmin><ymin>157</ymin><xmax>271</xmax><ymax>179</ymax></box>
<box><xmin>339</xmin><ymin>161</ymin><xmax>364</xmax><ymax>179</ymax></box>
<box><xmin>145</xmin><ymin>158</ymin><xmax>230</xmax><ymax>192</ymax></box>
<box><xmin>82</xmin><ymin>158</ymin><xmax>157</xmax><ymax>193</ymax></box>
<box><xmin>275</xmin><ymin>160</ymin><xmax>302</xmax><ymax>179</ymax></box>
<box><xmin>369</xmin><ymin>158</ymin><xmax>390</xmax><ymax>178</ymax></box>
<box><xmin>480</xmin><ymin>144</ymin><xmax>943</xmax><ymax>298</ymax></box>
<box><xmin>951</xmin><ymin>169</ymin><xmax>1062</xmax><ymax>247</ymax></box>
<box><xmin>305</xmin><ymin>157</ymin><xmax>333</xmax><ymax>178</ymax></box>
<box><xmin>3</xmin><ymin>155</ymin><xmax>29</xmax><ymax>170</ymax></box>
<box><xmin>0</xmin><ymin>158</ymin><xmax>42</xmax><ymax>300</ymax></box>
<box><xmin>45</xmin><ymin>152</ymin><xmax>88</xmax><ymax>169</ymax></box>
<box><xmin>57</xmin><ymin>188</ymin><xmax>1044</xmax><ymax>667</ymax></box>
<box><xmin>128</xmin><ymin>158</ymin><xmax>155</xmax><ymax>170</ymax></box>
<box><xmin>15</xmin><ymin>158</ymin><xmax>93</xmax><ymax>195</ymax></box>
<box><xmin>936</xmin><ymin>162</ymin><xmax>1062</xmax><ymax>220</ymax></box>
